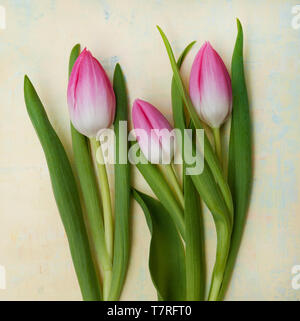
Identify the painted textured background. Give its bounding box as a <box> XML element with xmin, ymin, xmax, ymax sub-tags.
<box><xmin>0</xmin><ymin>0</ymin><xmax>299</xmax><ymax>300</ymax></box>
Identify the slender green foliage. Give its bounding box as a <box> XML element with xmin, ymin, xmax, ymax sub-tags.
<box><xmin>108</xmin><ymin>64</ymin><xmax>131</xmax><ymax>300</ymax></box>
<box><xmin>170</xmin><ymin>42</ymin><xmax>205</xmax><ymax>300</ymax></box>
<box><xmin>24</xmin><ymin>76</ymin><xmax>101</xmax><ymax>301</ymax></box>
<box><xmin>219</xmin><ymin>19</ymin><xmax>253</xmax><ymax>300</ymax></box>
<box><xmin>184</xmin><ymin>173</ymin><xmax>205</xmax><ymax>300</ymax></box>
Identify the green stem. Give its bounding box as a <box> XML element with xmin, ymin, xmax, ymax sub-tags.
<box><xmin>71</xmin><ymin>124</ymin><xmax>112</xmax><ymax>281</ymax></box>
<box><xmin>212</xmin><ymin>127</ymin><xmax>222</xmax><ymax>169</ymax></box>
<box><xmin>103</xmin><ymin>270</ymin><xmax>113</xmax><ymax>301</ymax></box>
<box><xmin>208</xmin><ymin>220</ymin><xmax>231</xmax><ymax>301</ymax></box>
<box><xmin>90</xmin><ymin>137</ymin><xmax>114</xmax><ymax>300</ymax></box>
<box><xmin>160</xmin><ymin>164</ymin><xmax>184</xmax><ymax>209</ymax></box>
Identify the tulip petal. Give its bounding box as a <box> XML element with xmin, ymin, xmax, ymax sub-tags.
<box><xmin>132</xmin><ymin>99</ymin><xmax>174</xmax><ymax>164</ymax></box>
<box><xmin>189</xmin><ymin>42</ymin><xmax>232</xmax><ymax>128</ymax></box>
<box><xmin>67</xmin><ymin>49</ymin><xmax>115</xmax><ymax>137</ymax></box>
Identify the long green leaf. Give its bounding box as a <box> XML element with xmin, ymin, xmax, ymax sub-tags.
<box><xmin>24</xmin><ymin>76</ymin><xmax>101</xmax><ymax>301</ymax></box>
<box><xmin>108</xmin><ymin>63</ymin><xmax>131</xmax><ymax>300</ymax></box>
<box><xmin>157</xmin><ymin>26</ymin><xmax>234</xmax><ymax>224</ymax></box>
<box><xmin>68</xmin><ymin>45</ymin><xmax>111</xmax><ymax>285</ymax></box>
<box><xmin>170</xmin><ymin>42</ymin><xmax>205</xmax><ymax>300</ymax></box>
<box><xmin>219</xmin><ymin>19</ymin><xmax>252</xmax><ymax>300</ymax></box>
<box><xmin>184</xmin><ymin>173</ymin><xmax>205</xmax><ymax>300</ymax></box>
<box><xmin>133</xmin><ymin>190</ymin><xmax>186</xmax><ymax>301</ymax></box>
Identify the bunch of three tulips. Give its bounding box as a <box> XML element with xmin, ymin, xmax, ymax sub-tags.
<box><xmin>67</xmin><ymin>37</ymin><xmax>232</xmax><ymax>300</ymax></box>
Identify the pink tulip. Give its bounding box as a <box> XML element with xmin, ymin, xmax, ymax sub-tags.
<box><xmin>189</xmin><ymin>42</ymin><xmax>232</xmax><ymax>129</ymax></box>
<box><xmin>67</xmin><ymin>48</ymin><xmax>115</xmax><ymax>137</ymax></box>
<box><xmin>132</xmin><ymin>99</ymin><xmax>174</xmax><ymax>164</ymax></box>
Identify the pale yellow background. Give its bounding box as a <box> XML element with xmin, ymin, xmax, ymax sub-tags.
<box><xmin>0</xmin><ymin>0</ymin><xmax>300</xmax><ymax>300</ymax></box>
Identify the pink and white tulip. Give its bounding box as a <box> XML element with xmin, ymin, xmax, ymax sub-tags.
<box><xmin>67</xmin><ymin>48</ymin><xmax>115</xmax><ymax>137</ymax></box>
<box><xmin>132</xmin><ymin>99</ymin><xmax>174</xmax><ymax>164</ymax></box>
<box><xmin>189</xmin><ymin>42</ymin><xmax>232</xmax><ymax>129</ymax></box>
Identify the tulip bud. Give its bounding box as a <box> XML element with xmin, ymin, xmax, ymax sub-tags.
<box><xmin>132</xmin><ymin>99</ymin><xmax>174</xmax><ymax>164</ymax></box>
<box><xmin>189</xmin><ymin>42</ymin><xmax>232</xmax><ymax>129</ymax></box>
<box><xmin>67</xmin><ymin>48</ymin><xmax>116</xmax><ymax>137</ymax></box>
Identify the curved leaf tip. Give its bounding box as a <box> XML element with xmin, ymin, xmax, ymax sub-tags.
<box><xmin>236</xmin><ymin>18</ymin><xmax>242</xmax><ymax>33</ymax></box>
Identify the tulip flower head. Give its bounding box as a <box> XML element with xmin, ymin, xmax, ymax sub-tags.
<box><xmin>189</xmin><ymin>42</ymin><xmax>232</xmax><ymax>129</ymax></box>
<box><xmin>132</xmin><ymin>99</ymin><xmax>174</xmax><ymax>164</ymax></box>
<box><xmin>67</xmin><ymin>48</ymin><xmax>115</xmax><ymax>137</ymax></box>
